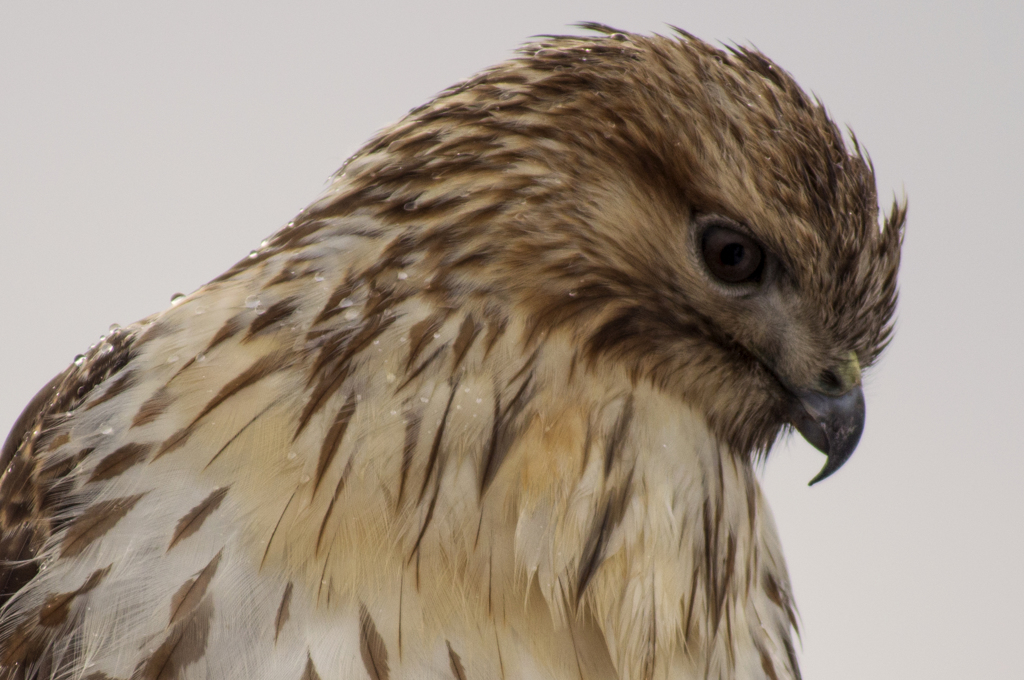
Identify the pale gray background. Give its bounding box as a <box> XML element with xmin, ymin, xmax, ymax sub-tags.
<box><xmin>1</xmin><ymin>2</ymin><xmax>1021</xmax><ymax>677</ymax></box>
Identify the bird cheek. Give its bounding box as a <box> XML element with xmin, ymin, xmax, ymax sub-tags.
<box><xmin>747</xmin><ymin>299</ymin><xmax>829</xmax><ymax>389</ymax></box>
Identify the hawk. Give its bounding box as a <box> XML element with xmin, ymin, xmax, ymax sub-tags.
<box><xmin>0</xmin><ymin>26</ymin><xmax>904</xmax><ymax>680</ymax></box>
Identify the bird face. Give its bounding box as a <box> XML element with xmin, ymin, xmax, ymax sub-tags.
<box><xmin>682</xmin><ymin>212</ymin><xmax>872</xmax><ymax>482</ymax></box>
<box><xmin>554</xmin><ymin>189</ymin><xmax>888</xmax><ymax>482</ymax></box>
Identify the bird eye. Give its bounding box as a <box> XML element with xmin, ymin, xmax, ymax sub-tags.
<box><xmin>701</xmin><ymin>223</ymin><xmax>764</xmax><ymax>284</ymax></box>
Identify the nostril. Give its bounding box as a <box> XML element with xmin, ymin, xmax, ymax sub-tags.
<box><xmin>820</xmin><ymin>369</ymin><xmax>843</xmax><ymax>392</ymax></box>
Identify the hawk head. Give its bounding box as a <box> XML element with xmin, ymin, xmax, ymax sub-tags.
<box><xmin>301</xmin><ymin>24</ymin><xmax>905</xmax><ymax>481</ymax></box>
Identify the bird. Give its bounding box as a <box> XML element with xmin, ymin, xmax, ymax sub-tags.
<box><xmin>0</xmin><ymin>24</ymin><xmax>904</xmax><ymax>680</ymax></box>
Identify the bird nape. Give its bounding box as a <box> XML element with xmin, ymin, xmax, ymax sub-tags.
<box><xmin>0</xmin><ymin>24</ymin><xmax>903</xmax><ymax>680</ymax></box>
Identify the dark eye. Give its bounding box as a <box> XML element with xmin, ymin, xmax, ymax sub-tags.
<box><xmin>701</xmin><ymin>223</ymin><xmax>764</xmax><ymax>284</ymax></box>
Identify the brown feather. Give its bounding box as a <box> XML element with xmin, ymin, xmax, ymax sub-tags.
<box><xmin>168</xmin><ymin>488</ymin><xmax>229</xmax><ymax>551</ymax></box>
<box><xmin>358</xmin><ymin>604</ymin><xmax>390</xmax><ymax>680</ymax></box>
<box><xmin>169</xmin><ymin>552</ymin><xmax>222</xmax><ymax>625</ymax></box>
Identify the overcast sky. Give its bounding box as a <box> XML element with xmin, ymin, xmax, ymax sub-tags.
<box><xmin>1</xmin><ymin>2</ymin><xmax>1021</xmax><ymax>678</ymax></box>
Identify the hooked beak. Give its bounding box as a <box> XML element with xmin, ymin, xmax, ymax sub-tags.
<box><xmin>786</xmin><ymin>352</ymin><xmax>865</xmax><ymax>485</ymax></box>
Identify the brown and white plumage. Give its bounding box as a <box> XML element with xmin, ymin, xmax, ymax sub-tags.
<box><xmin>0</xmin><ymin>26</ymin><xmax>903</xmax><ymax>680</ymax></box>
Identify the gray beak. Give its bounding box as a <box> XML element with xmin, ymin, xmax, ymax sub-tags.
<box><xmin>788</xmin><ymin>385</ymin><xmax>866</xmax><ymax>485</ymax></box>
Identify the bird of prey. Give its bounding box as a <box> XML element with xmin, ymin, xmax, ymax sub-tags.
<box><xmin>0</xmin><ymin>25</ymin><xmax>903</xmax><ymax>680</ymax></box>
